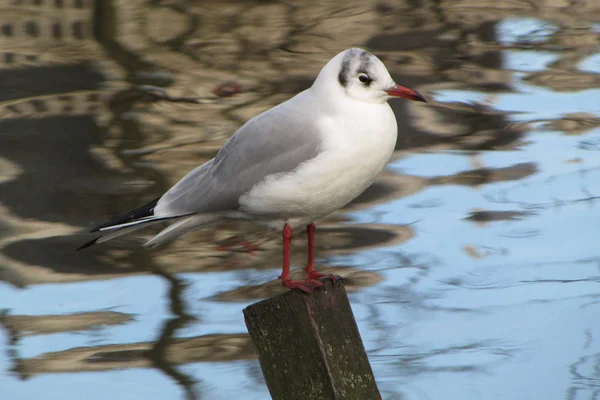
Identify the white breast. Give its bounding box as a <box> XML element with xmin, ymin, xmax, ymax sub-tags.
<box><xmin>239</xmin><ymin>100</ymin><xmax>398</xmax><ymax>227</ymax></box>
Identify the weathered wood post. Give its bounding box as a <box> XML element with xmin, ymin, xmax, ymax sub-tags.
<box><xmin>243</xmin><ymin>279</ymin><xmax>381</xmax><ymax>400</ymax></box>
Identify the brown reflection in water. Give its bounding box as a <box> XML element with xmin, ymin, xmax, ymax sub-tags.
<box><xmin>1</xmin><ymin>311</ymin><xmax>133</xmax><ymax>344</ymax></box>
<box><xmin>428</xmin><ymin>162</ymin><xmax>537</xmax><ymax>187</ymax></box>
<box><xmin>539</xmin><ymin>113</ymin><xmax>600</xmax><ymax>136</ymax></box>
<box><xmin>462</xmin><ymin>244</ymin><xmax>508</xmax><ymax>260</ymax></box>
<box><xmin>523</xmin><ymin>21</ymin><xmax>600</xmax><ymax>92</ymax></box>
<box><xmin>465</xmin><ymin>209</ymin><xmax>534</xmax><ymax>225</ymax></box>
<box><xmin>2</xmin><ymin>223</ymin><xmax>411</xmax><ymax>286</ymax></box>
<box><xmin>11</xmin><ymin>333</ymin><xmax>254</xmax><ymax>378</ymax></box>
<box><xmin>405</xmin><ymin>102</ymin><xmax>529</xmax><ymax>151</ymax></box>
<box><xmin>0</xmin><ymin>0</ymin><xmax>598</xmax><ymax>398</ymax></box>
<box><xmin>349</xmin><ymin>172</ymin><xmax>428</xmax><ymax>211</ymax></box>
<box><xmin>213</xmin><ymin>266</ymin><xmax>383</xmax><ymax>302</ymax></box>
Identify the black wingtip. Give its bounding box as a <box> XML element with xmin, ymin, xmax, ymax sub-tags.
<box><xmin>76</xmin><ymin>237</ymin><xmax>100</xmax><ymax>251</ymax></box>
<box><xmin>90</xmin><ymin>197</ymin><xmax>161</xmax><ymax>232</ymax></box>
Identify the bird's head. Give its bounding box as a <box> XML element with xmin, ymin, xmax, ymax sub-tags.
<box><xmin>313</xmin><ymin>48</ymin><xmax>426</xmax><ymax>105</ymax></box>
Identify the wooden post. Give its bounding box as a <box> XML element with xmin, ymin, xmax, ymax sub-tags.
<box><xmin>243</xmin><ymin>279</ymin><xmax>381</xmax><ymax>400</ymax></box>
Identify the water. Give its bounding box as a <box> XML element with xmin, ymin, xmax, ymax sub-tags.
<box><xmin>1</xmin><ymin>1</ymin><xmax>599</xmax><ymax>399</ymax></box>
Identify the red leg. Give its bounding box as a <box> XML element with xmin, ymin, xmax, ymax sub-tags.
<box><xmin>304</xmin><ymin>223</ymin><xmax>338</xmax><ymax>282</ymax></box>
<box><xmin>278</xmin><ymin>224</ymin><xmax>322</xmax><ymax>292</ymax></box>
<box><xmin>279</xmin><ymin>224</ymin><xmax>293</xmax><ymax>282</ymax></box>
<box><xmin>304</xmin><ymin>223</ymin><xmax>322</xmax><ymax>279</ymax></box>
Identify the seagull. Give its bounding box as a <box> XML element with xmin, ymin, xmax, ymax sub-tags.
<box><xmin>79</xmin><ymin>48</ymin><xmax>426</xmax><ymax>292</ymax></box>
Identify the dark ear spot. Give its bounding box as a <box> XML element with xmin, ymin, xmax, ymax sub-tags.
<box><xmin>338</xmin><ymin>56</ymin><xmax>350</xmax><ymax>87</ymax></box>
<box><xmin>338</xmin><ymin>71</ymin><xmax>347</xmax><ymax>87</ymax></box>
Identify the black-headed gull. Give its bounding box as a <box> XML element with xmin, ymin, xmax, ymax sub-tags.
<box><xmin>79</xmin><ymin>48</ymin><xmax>426</xmax><ymax>292</ymax></box>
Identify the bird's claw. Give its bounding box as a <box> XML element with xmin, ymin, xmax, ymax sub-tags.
<box><xmin>281</xmin><ymin>279</ymin><xmax>324</xmax><ymax>293</ymax></box>
<box><xmin>306</xmin><ymin>271</ymin><xmax>342</xmax><ymax>283</ymax></box>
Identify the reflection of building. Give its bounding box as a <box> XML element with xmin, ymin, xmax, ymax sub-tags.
<box><xmin>0</xmin><ymin>0</ymin><xmax>97</xmax><ymax>67</ymax></box>
<box><xmin>0</xmin><ymin>1</ymin><xmax>124</xmax><ymax>289</ymax></box>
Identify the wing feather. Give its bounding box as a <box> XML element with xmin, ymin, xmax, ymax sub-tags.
<box><xmin>155</xmin><ymin>93</ymin><xmax>323</xmax><ymax>216</ymax></box>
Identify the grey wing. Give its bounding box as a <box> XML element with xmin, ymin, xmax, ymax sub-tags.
<box><xmin>155</xmin><ymin>101</ymin><xmax>322</xmax><ymax>216</ymax></box>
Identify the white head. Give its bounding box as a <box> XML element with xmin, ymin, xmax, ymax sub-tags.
<box><xmin>312</xmin><ymin>48</ymin><xmax>425</xmax><ymax>105</ymax></box>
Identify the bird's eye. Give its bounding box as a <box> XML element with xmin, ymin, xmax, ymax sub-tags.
<box><xmin>358</xmin><ymin>74</ymin><xmax>371</xmax><ymax>84</ymax></box>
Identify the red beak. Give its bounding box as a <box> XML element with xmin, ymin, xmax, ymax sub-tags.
<box><xmin>385</xmin><ymin>84</ymin><xmax>426</xmax><ymax>102</ymax></box>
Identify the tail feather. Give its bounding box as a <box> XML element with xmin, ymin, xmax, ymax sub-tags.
<box><xmin>76</xmin><ymin>237</ymin><xmax>100</xmax><ymax>251</ymax></box>
<box><xmin>78</xmin><ymin>196</ymin><xmax>195</xmax><ymax>251</ymax></box>
<box><xmin>96</xmin><ymin>215</ymin><xmax>183</xmax><ymax>232</ymax></box>
<box><xmin>144</xmin><ymin>215</ymin><xmax>218</xmax><ymax>247</ymax></box>
<box><xmin>77</xmin><ymin>219</ymin><xmax>167</xmax><ymax>251</ymax></box>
